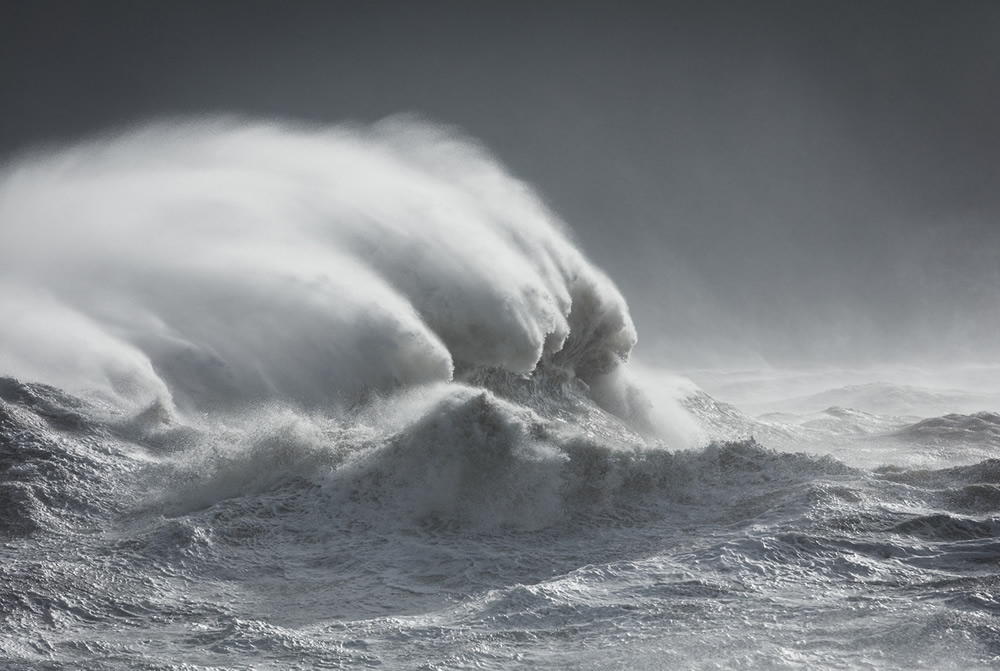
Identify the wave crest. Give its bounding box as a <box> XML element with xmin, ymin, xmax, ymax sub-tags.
<box><xmin>0</xmin><ymin>117</ymin><xmax>636</xmax><ymax>415</ymax></box>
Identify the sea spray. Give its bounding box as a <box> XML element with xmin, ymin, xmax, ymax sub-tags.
<box><xmin>1</xmin><ymin>119</ymin><xmax>999</xmax><ymax>670</ymax></box>
<box><xmin>0</xmin><ymin>117</ymin><xmax>651</xmax><ymax>426</ymax></box>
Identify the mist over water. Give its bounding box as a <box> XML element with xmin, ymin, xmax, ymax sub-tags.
<box><xmin>1</xmin><ymin>118</ymin><xmax>999</xmax><ymax>670</ymax></box>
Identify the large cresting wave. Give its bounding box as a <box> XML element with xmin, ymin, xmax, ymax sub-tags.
<box><xmin>4</xmin><ymin>119</ymin><xmax>1000</xmax><ymax>671</ymax></box>
<box><xmin>0</xmin><ymin>117</ymin><xmax>668</xmax><ymax>432</ymax></box>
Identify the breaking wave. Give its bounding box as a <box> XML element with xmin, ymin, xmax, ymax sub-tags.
<box><xmin>4</xmin><ymin>118</ymin><xmax>1000</xmax><ymax>670</ymax></box>
<box><xmin>0</xmin><ymin>117</ymin><xmax>646</xmax><ymax>426</ymax></box>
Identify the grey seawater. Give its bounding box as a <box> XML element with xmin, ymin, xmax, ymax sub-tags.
<box><xmin>2</xmin><ymin>375</ymin><xmax>999</xmax><ymax>670</ymax></box>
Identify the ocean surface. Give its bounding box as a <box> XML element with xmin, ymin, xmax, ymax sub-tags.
<box><xmin>1</xmin><ymin>119</ymin><xmax>998</xmax><ymax>669</ymax></box>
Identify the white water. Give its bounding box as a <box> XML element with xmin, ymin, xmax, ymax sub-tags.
<box><xmin>0</xmin><ymin>118</ymin><xmax>675</xmax><ymax>430</ymax></box>
<box><xmin>1</xmin><ymin>119</ymin><xmax>998</xmax><ymax>670</ymax></box>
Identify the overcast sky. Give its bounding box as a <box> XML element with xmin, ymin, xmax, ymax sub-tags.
<box><xmin>2</xmin><ymin>0</ymin><xmax>998</xmax><ymax>369</ymax></box>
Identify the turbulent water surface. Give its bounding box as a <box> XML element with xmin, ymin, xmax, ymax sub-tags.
<box><xmin>1</xmin><ymin>120</ymin><xmax>998</xmax><ymax>670</ymax></box>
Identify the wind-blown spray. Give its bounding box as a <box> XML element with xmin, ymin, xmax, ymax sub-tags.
<box><xmin>2</xmin><ymin>118</ymin><xmax>998</xmax><ymax>670</ymax></box>
<box><xmin>0</xmin><ymin>117</ymin><xmax>641</xmax><ymax>419</ymax></box>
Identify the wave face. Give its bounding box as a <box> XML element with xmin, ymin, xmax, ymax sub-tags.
<box><xmin>2</xmin><ymin>120</ymin><xmax>1000</xmax><ymax>670</ymax></box>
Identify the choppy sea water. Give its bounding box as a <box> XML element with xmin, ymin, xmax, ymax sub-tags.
<box><xmin>1</xmin><ymin>119</ymin><xmax>998</xmax><ymax>669</ymax></box>
<box><xmin>3</xmin><ymin>373</ymin><xmax>1000</xmax><ymax>670</ymax></box>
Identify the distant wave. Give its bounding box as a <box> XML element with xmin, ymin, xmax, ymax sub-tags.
<box><xmin>894</xmin><ymin>411</ymin><xmax>1000</xmax><ymax>446</ymax></box>
<box><xmin>753</xmin><ymin>381</ymin><xmax>999</xmax><ymax>418</ymax></box>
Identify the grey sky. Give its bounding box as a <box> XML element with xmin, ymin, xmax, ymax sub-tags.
<box><xmin>2</xmin><ymin>0</ymin><xmax>998</xmax><ymax>368</ymax></box>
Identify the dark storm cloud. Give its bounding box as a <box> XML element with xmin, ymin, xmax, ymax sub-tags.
<box><xmin>2</xmin><ymin>0</ymin><xmax>998</xmax><ymax>367</ymax></box>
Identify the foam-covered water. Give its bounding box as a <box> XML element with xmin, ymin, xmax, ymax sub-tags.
<box><xmin>1</xmin><ymin>120</ymin><xmax>998</xmax><ymax>669</ymax></box>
